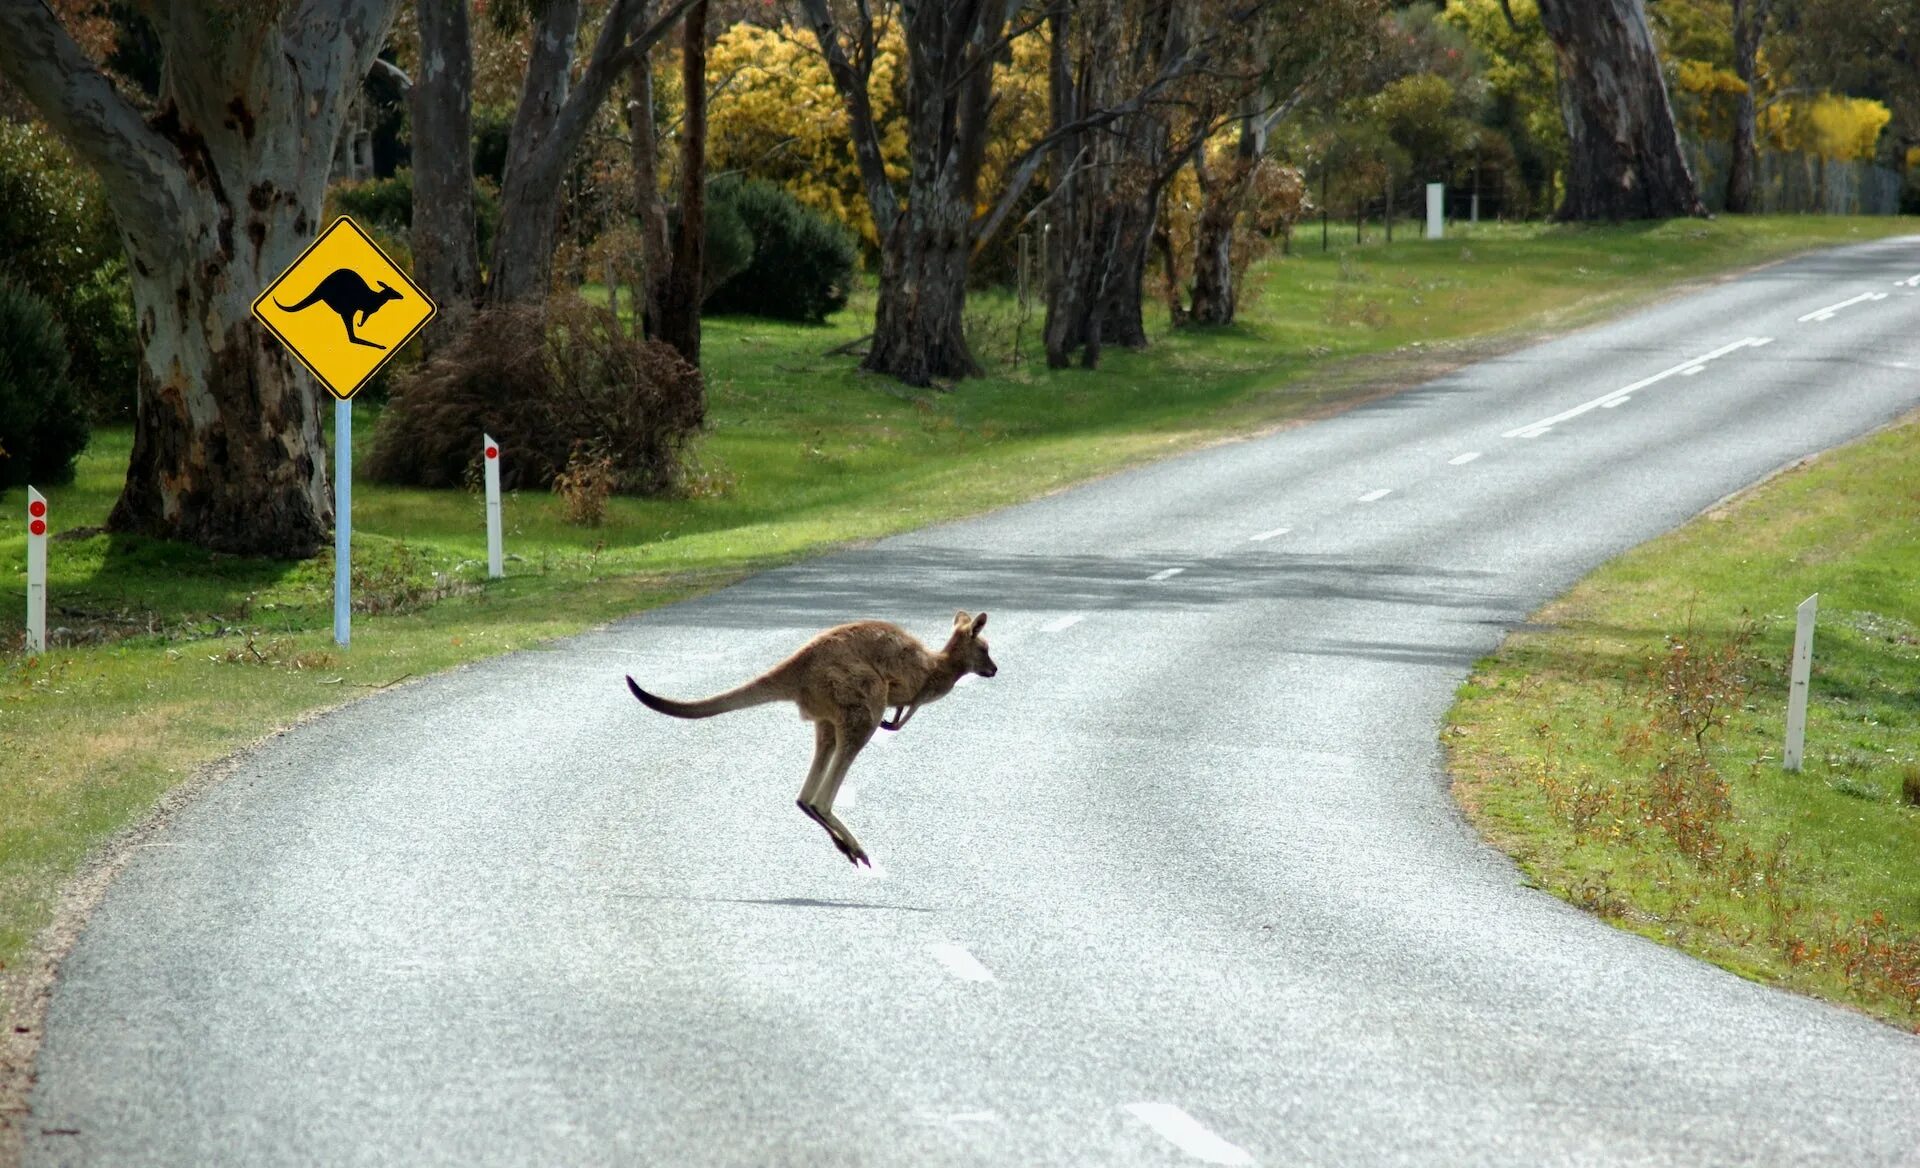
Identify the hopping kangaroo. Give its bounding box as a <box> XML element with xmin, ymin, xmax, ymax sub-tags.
<box><xmin>274</xmin><ymin>268</ymin><xmax>404</xmax><ymax>349</ymax></box>
<box><xmin>627</xmin><ymin>611</ymin><xmax>998</xmax><ymax>867</ymax></box>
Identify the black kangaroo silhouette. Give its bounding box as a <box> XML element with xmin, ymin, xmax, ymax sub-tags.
<box><xmin>274</xmin><ymin>268</ymin><xmax>404</xmax><ymax>349</ymax></box>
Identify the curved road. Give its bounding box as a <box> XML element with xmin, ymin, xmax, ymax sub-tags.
<box><xmin>27</xmin><ymin>239</ymin><xmax>1920</xmax><ymax>1166</ymax></box>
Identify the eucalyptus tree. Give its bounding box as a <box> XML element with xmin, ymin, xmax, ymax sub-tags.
<box><xmin>1530</xmin><ymin>0</ymin><xmax>1705</xmax><ymax>218</ymax></box>
<box><xmin>0</xmin><ymin>0</ymin><xmax>399</xmax><ymax>555</ymax></box>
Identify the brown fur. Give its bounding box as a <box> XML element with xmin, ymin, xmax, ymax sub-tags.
<box><xmin>628</xmin><ymin>611</ymin><xmax>997</xmax><ymax>866</ymax></box>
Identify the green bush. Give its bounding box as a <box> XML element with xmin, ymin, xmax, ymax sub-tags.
<box><xmin>702</xmin><ymin>178</ymin><xmax>855</xmax><ymax>322</ymax></box>
<box><xmin>0</xmin><ymin>280</ymin><xmax>90</xmax><ymax>490</ymax></box>
<box><xmin>329</xmin><ymin>171</ymin><xmax>414</xmax><ymax>233</ymax></box>
<box><xmin>63</xmin><ymin>259</ymin><xmax>140</xmax><ymax>422</ymax></box>
<box><xmin>0</xmin><ymin>120</ymin><xmax>140</xmax><ymax>423</ymax></box>
<box><xmin>699</xmin><ymin>189</ymin><xmax>757</xmax><ymax>294</ymax></box>
<box><xmin>325</xmin><ymin>168</ymin><xmax>502</xmax><ymax>265</ymax></box>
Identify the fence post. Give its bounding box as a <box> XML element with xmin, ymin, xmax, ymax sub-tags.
<box><xmin>1784</xmin><ymin>593</ymin><xmax>1818</xmax><ymax>771</ymax></box>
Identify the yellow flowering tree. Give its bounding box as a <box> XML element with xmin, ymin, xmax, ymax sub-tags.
<box><xmin>706</xmin><ymin>21</ymin><xmax>909</xmax><ymax>251</ymax></box>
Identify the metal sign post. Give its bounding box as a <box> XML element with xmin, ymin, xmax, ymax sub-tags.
<box><xmin>25</xmin><ymin>487</ymin><xmax>47</xmax><ymax>652</ymax></box>
<box><xmin>1784</xmin><ymin>593</ymin><xmax>1818</xmax><ymax>771</ymax></box>
<box><xmin>484</xmin><ymin>434</ymin><xmax>503</xmax><ymax>579</ymax></box>
<box><xmin>335</xmin><ymin>399</ymin><xmax>352</xmax><ymax>647</ymax></box>
<box><xmin>252</xmin><ymin>215</ymin><xmax>436</xmax><ymax>650</ymax></box>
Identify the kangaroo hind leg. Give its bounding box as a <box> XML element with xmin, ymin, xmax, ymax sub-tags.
<box><xmin>796</xmin><ymin>720</ymin><xmax>837</xmax><ymax>838</ymax></box>
<box><xmin>812</xmin><ymin>703</ymin><xmax>881</xmax><ymax>867</ymax></box>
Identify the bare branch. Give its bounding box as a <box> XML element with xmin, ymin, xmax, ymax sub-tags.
<box><xmin>794</xmin><ymin>0</ymin><xmax>902</xmax><ymax>234</ymax></box>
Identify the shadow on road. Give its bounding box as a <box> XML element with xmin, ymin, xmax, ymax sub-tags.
<box><xmin>625</xmin><ymin>545</ymin><xmax>1520</xmax><ymax>636</ymax></box>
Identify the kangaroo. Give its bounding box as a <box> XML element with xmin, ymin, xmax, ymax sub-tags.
<box><xmin>274</xmin><ymin>268</ymin><xmax>404</xmax><ymax>349</ymax></box>
<box><xmin>627</xmin><ymin>611</ymin><xmax>998</xmax><ymax>867</ymax></box>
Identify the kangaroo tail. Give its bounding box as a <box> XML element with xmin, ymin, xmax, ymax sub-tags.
<box><xmin>626</xmin><ymin>673</ymin><xmax>786</xmax><ymax>719</ymax></box>
<box><xmin>274</xmin><ymin>289</ymin><xmax>324</xmax><ymax>312</ymax></box>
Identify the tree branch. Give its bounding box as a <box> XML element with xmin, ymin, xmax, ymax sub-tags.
<box><xmin>795</xmin><ymin>0</ymin><xmax>902</xmax><ymax>235</ymax></box>
<box><xmin>972</xmin><ymin>30</ymin><xmax>1231</xmax><ymax>252</ymax></box>
<box><xmin>0</xmin><ymin>0</ymin><xmax>190</xmax><ymax>243</ymax></box>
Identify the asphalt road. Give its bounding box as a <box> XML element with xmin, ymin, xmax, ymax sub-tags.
<box><xmin>26</xmin><ymin>238</ymin><xmax>1920</xmax><ymax>1167</ymax></box>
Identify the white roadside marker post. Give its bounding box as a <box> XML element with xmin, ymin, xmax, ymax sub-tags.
<box><xmin>1425</xmin><ymin>183</ymin><xmax>1444</xmax><ymax>240</ymax></box>
<box><xmin>1784</xmin><ymin>593</ymin><xmax>1818</xmax><ymax>772</ymax></box>
<box><xmin>25</xmin><ymin>487</ymin><xmax>48</xmax><ymax>653</ymax></box>
<box><xmin>484</xmin><ymin>434</ymin><xmax>503</xmax><ymax>579</ymax></box>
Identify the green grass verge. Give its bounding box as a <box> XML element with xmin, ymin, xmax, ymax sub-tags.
<box><xmin>1448</xmin><ymin>411</ymin><xmax>1920</xmax><ymax>1029</ymax></box>
<box><xmin>0</xmin><ymin>215</ymin><xmax>1913</xmax><ymax>975</ymax></box>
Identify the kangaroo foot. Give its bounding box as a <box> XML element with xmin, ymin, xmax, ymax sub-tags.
<box><xmin>798</xmin><ymin>800</ymin><xmax>870</xmax><ymax>866</ymax></box>
<box><xmin>834</xmin><ymin>835</ymin><xmax>872</xmax><ymax>867</ymax></box>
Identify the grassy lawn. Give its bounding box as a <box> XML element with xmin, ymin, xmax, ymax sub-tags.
<box><xmin>1448</xmin><ymin>411</ymin><xmax>1920</xmax><ymax>1029</ymax></box>
<box><xmin>0</xmin><ymin>215</ymin><xmax>1914</xmax><ymax>979</ymax></box>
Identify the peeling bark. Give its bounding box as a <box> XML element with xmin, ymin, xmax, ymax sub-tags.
<box><xmin>1535</xmin><ymin>0</ymin><xmax>1706</xmax><ymax>220</ymax></box>
<box><xmin>0</xmin><ymin>0</ymin><xmax>398</xmax><ymax>556</ymax></box>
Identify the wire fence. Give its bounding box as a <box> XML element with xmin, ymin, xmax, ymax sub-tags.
<box><xmin>1682</xmin><ymin>138</ymin><xmax>1906</xmax><ymax>216</ymax></box>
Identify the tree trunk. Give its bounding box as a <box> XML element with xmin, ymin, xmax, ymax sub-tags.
<box><xmin>411</xmin><ymin>0</ymin><xmax>481</xmax><ymax>349</ymax></box>
<box><xmin>1042</xmin><ymin>0</ymin><xmax>1196</xmax><ymax>366</ymax></box>
<box><xmin>488</xmin><ymin>0</ymin><xmax>697</xmax><ymax>304</ymax></box>
<box><xmin>1726</xmin><ymin>0</ymin><xmax>1767</xmax><ymax>214</ymax></box>
<box><xmin>628</xmin><ymin>52</ymin><xmax>671</xmax><ymax>337</ymax></box>
<box><xmin>1535</xmin><ymin>0</ymin><xmax>1706</xmax><ymax>220</ymax></box>
<box><xmin>1092</xmin><ymin>196</ymin><xmax>1159</xmax><ymax>350</ymax></box>
<box><xmin>0</xmin><ymin>1</ymin><xmax>396</xmax><ymax>557</ymax></box>
<box><xmin>802</xmin><ymin>0</ymin><xmax>1013</xmax><ymax>386</ymax></box>
<box><xmin>1188</xmin><ymin>110</ymin><xmax>1266</xmax><ymax>326</ymax></box>
<box><xmin>487</xmin><ymin>0</ymin><xmax>580</xmax><ymax>303</ymax></box>
<box><xmin>869</xmin><ymin>184</ymin><xmax>981</xmax><ymax>383</ymax></box>
<box><xmin>658</xmin><ymin>0</ymin><xmax>707</xmax><ymax>364</ymax></box>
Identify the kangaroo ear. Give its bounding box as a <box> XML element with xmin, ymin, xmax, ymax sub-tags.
<box><xmin>970</xmin><ymin>612</ymin><xmax>988</xmax><ymax>635</ymax></box>
<box><xmin>953</xmin><ymin>609</ymin><xmax>971</xmax><ymax>629</ymax></box>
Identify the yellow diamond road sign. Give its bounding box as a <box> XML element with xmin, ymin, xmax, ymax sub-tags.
<box><xmin>252</xmin><ymin>216</ymin><xmax>436</xmax><ymax>401</ymax></box>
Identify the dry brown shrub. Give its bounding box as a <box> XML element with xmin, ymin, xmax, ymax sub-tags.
<box><xmin>367</xmin><ymin>295</ymin><xmax>704</xmax><ymax>495</ymax></box>
<box><xmin>553</xmin><ymin>440</ymin><xmax>617</xmax><ymax>527</ymax></box>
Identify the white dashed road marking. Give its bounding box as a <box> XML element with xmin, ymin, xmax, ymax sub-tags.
<box><xmin>1147</xmin><ymin>567</ymin><xmax>1186</xmax><ymax>581</ymax></box>
<box><xmin>1798</xmin><ymin>291</ymin><xmax>1886</xmax><ymax>322</ymax></box>
<box><xmin>1123</xmin><ymin>1103</ymin><xmax>1253</xmax><ymax>1165</ymax></box>
<box><xmin>927</xmin><ymin>943</ymin><xmax>995</xmax><ymax>983</ymax></box>
<box><xmin>1249</xmin><ymin>525</ymin><xmax>1291</xmax><ymax>541</ymax></box>
<box><xmin>1898</xmin><ymin>274</ymin><xmax>1920</xmax><ymax>287</ymax></box>
<box><xmin>1041</xmin><ymin>614</ymin><xmax>1085</xmax><ymax>633</ymax></box>
<box><xmin>1448</xmin><ymin>452</ymin><xmax>1481</xmax><ymax>465</ymax></box>
<box><xmin>1503</xmin><ymin>336</ymin><xmax>1771</xmax><ymax>439</ymax></box>
<box><xmin>1357</xmin><ymin>489</ymin><xmax>1392</xmax><ymax>503</ymax></box>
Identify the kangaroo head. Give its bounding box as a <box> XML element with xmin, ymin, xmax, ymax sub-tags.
<box><xmin>949</xmin><ymin>610</ymin><xmax>997</xmax><ymax>678</ymax></box>
<box><xmin>377</xmin><ymin>280</ymin><xmax>402</xmax><ymax>303</ymax></box>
